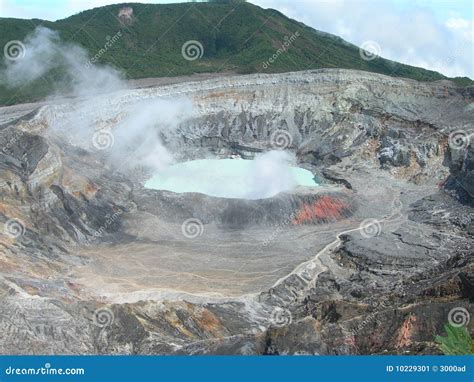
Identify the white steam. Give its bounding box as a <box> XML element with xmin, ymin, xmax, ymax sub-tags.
<box><xmin>145</xmin><ymin>150</ymin><xmax>304</xmax><ymax>199</ymax></box>
<box><xmin>1</xmin><ymin>26</ymin><xmax>194</xmax><ymax>174</ymax></box>
<box><xmin>2</xmin><ymin>27</ymin><xmax>305</xmax><ymax>197</ymax></box>
<box><xmin>108</xmin><ymin>98</ymin><xmax>193</xmax><ymax>172</ymax></box>
<box><xmin>245</xmin><ymin>151</ymin><xmax>298</xmax><ymax>199</ymax></box>
<box><xmin>2</xmin><ymin>27</ymin><xmax>123</xmax><ymax>95</ymax></box>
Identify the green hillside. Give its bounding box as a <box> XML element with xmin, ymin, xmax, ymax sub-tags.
<box><xmin>0</xmin><ymin>1</ymin><xmax>471</xmax><ymax>106</ymax></box>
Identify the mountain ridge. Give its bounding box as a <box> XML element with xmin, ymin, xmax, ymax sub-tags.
<box><xmin>0</xmin><ymin>1</ymin><xmax>472</xmax><ymax>106</ymax></box>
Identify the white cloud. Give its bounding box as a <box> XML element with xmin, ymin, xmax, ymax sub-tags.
<box><xmin>446</xmin><ymin>17</ymin><xmax>470</xmax><ymax>29</ymax></box>
<box><xmin>254</xmin><ymin>0</ymin><xmax>473</xmax><ymax>79</ymax></box>
<box><xmin>1</xmin><ymin>0</ymin><xmax>472</xmax><ymax>79</ymax></box>
<box><xmin>446</xmin><ymin>17</ymin><xmax>474</xmax><ymax>43</ymax></box>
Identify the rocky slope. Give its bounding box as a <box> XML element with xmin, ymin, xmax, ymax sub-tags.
<box><xmin>0</xmin><ymin>69</ymin><xmax>472</xmax><ymax>354</ymax></box>
<box><xmin>2</xmin><ymin>1</ymin><xmax>468</xmax><ymax>106</ymax></box>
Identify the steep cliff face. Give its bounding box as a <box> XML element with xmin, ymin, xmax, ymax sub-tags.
<box><xmin>445</xmin><ymin>144</ymin><xmax>474</xmax><ymax>205</ymax></box>
<box><xmin>19</xmin><ymin>70</ymin><xmax>470</xmax><ymax>183</ymax></box>
<box><xmin>0</xmin><ymin>70</ymin><xmax>472</xmax><ymax>355</ymax></box>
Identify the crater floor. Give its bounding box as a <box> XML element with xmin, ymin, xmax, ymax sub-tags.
<box><xmin>71</xmin><ymin>222</ymin><xmax>351</xmax><ymax>302</ymax></box>
<box><xmin>69</xmin><ymin>167</ymin><xmax>424</xmax><ymax>303</ymax></box>
<box><xmin>0</xmin><ymin>70</ymin><xmax>472</xmax><ymax>355</ymax></box>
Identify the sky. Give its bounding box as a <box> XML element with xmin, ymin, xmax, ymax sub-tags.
<box><xmin>0</xmin><ymin>0</ymin><xmax>472</xmax><ymax>78</ymax></box>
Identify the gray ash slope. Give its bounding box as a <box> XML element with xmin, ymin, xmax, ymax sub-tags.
<box><xmin>0</xmin><ymin>69</ymin><xmax>472</xmax><ymax>354</ymax></box>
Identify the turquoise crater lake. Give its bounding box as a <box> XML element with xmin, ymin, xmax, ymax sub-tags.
<box><xmin>144</xmin><ymin>157</ymin><xmax>318</xmax><ymax>199</ymax></box>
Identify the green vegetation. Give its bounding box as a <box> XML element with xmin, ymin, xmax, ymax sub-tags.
<box><xmin>435</xmin><ymin>324</ymin><xmax>474</xmax><ymax>355</ymax></box>
<box><xmin>0</xmin><ymin>1</ymin><xmax>471</xmax><ymax>106</ymax></box>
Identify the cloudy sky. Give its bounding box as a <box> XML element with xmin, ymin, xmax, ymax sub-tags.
<box><xmin>1</xmin><ymin>0</ymin><xmax>472</xmax><ymax>78</ymax></box>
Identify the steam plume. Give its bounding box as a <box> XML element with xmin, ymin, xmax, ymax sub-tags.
<box><xmin>1</xmin><ymin>26</ymin><xmax>194</xmax><ymax>174</ymax></box>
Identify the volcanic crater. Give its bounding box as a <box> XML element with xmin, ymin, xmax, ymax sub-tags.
<box><xmin>0</xmin><ymin>69</ymin><xmax>472</xmax><ymax>355</ymax></box>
